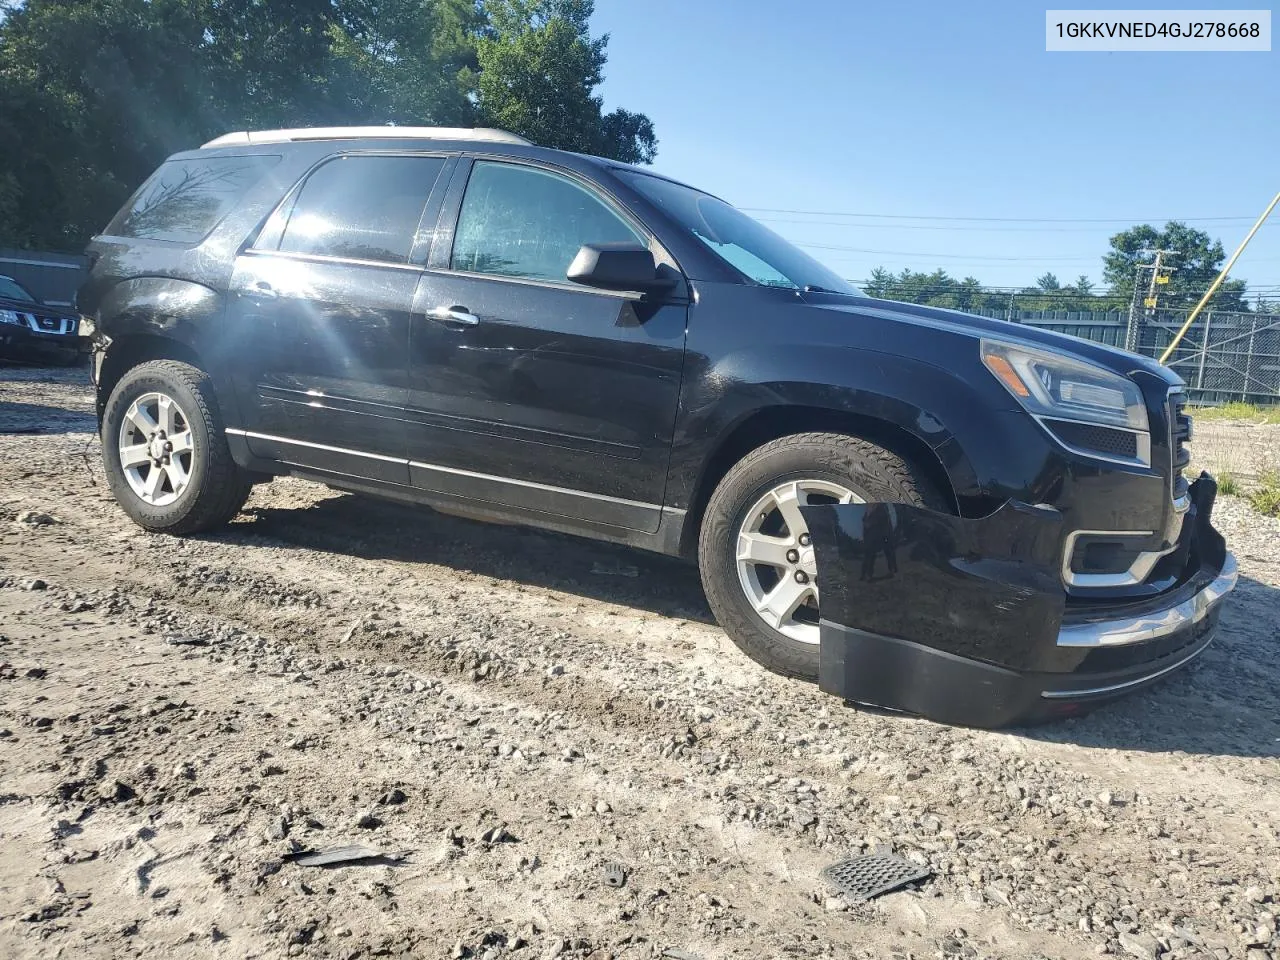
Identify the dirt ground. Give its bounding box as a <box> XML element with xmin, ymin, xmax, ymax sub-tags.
<box><xmin>2</xmin><ymin>361</ymin><xmax>1278</xmax><ymax>960</ymax></box>
<box><xmin>1187</xmin><ymin>421</ymin><xmax>1280</xmax><ymax>490</ymax></box>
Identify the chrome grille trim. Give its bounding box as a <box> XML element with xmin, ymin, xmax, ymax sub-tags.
<box><xmin>1168</xmin><ymin>388</ymin><xmax>1191</xmax><ymax>513</ymax></box>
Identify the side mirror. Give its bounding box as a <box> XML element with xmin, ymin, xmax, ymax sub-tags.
<box><xmin>566</xmin><ymin>243</ymin><xmax>677</xmax><ymax>295</ymax></box>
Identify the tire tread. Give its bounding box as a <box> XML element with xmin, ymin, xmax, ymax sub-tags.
<box><xmin>698</xmin><ymin>431</ymin><xmax>945</xmax><ymax>681</ymax></box>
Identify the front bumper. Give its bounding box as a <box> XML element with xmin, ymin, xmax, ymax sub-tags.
<box><xmin>801</xmin><ymin>474</ymin><xmax>1234</xmax><ymax>727</ymax></box>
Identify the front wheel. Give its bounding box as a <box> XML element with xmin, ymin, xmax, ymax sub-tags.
<box><xmin>101</xmin><ymin>359</ymin><xmax>252</xmax><ymax>534</ymax></box>
<box><xmin>698</xmin><ymin>432</ymin><xmax>945</xmax><ymax>681</ymax></box>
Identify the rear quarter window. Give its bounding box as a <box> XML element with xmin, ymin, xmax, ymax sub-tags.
<box><xmin>108</xmin><ymin>154</ymin><xmax>281</xmax><ymax>243</ymax></box>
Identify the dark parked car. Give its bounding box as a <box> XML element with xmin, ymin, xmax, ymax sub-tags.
<box><xmin>0</xmin><ymin>274</ymin><xmax>86</xmax><ymax>364</ymax></box>
<box><xmin>78</xmin><ymin>126</ymin><xmax>1236</xmax><ymax>726</ymax></box>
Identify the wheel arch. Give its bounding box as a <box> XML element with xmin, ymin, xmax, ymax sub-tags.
<box><xmin>92</xmin><ymin>276</ymin><xmax>226</xmax><ymax>418</ymax></box>
<box><xmin>96</xmin><ymin>333</ymin><xmax>204</xmax><ymax>423</ymax></box>
<box><xmin>678</xmin><ymin>404</ymin><xmax>961</xmax><ymax>557</ymax></box>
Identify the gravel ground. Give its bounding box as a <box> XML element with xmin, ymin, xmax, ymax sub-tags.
<box><xmin>1</xmin><ymin>361</ymin><xmax>1278</xmax><ymax>960</ymax></box>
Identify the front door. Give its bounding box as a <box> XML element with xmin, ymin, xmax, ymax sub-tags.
<box><xmin>405</xmin><ymin>159</ymin><xmax>687</xmax><ymax>532</ymax></box>
<box><xmin>226</xmin><ymin>153</ymin><xmax>449</xmax><ymax>482</ymax></box>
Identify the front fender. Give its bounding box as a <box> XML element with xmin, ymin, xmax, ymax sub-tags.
<box><xmin>671</xmin><ymin>342</ymin><xmax>1036</xmax><ymax>512</ymax></box>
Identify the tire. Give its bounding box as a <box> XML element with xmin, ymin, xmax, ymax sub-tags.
<box><xmin>101</xmin><ymin>359</ymin><xmax>252</xmax><ymax>534</ymax></box>
<box><xmin>698</xmin><ymin>432</ymin><xmax>946</xmax><ymax>682</ymax></box>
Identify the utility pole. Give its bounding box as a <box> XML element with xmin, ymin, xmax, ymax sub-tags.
<box><xmin>1125</xmin><ymin>249</ymin><xmax>1176</xmax><ymax>353</ymax></box>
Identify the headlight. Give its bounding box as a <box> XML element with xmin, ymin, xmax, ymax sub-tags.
<box><xmin>981</xmin><ymin>339</ymin><xmax>1148</xmax><ymax>432</ymax></box>
<box><xmin>0</xmin><ymin>309</ymin><xmax>22</xmax><ymax>326</ymax></box>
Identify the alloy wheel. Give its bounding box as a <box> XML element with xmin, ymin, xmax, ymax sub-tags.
<box><xmin>117</xmin><ymin>391</ymin><xmax>196</xmax><ymax>507</ymax></box>
<box><xmin>735</xmin><ymin>478</ymin><xmax>862</xmax><ymax>645</ymax></box>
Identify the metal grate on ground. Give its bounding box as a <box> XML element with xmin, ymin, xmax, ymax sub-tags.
<box><xmin>821</xmin><ymin>853</ymin><xmax>931</xmax><ymax>902</ymax></box>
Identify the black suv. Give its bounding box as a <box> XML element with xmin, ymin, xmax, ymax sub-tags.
<box><xmin>0</xmin><ymin>274</ymin><xmax>86</xmax><ymax>363</ymax></box>
<box><xmin>79</xmin><ymin>126</ymin><xmax>1236</xmax><ymax>726</ymax></box>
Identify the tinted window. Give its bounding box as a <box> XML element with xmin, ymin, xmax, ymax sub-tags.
<box><xmin>278</xmin><ymin>155</ymin><xmax>444</xmax><ymax>263</ymax></box>
<box><xmin>0</xmin><ymin>277</ymin><xmax>36</xmax><ymax>301</ymax></box>
<box><xmin>111</xmin><ymin>155</ymin><xmax>281</xmax><ymax>243</ymax></box>
<box><xmin>452</xmin><ymin>162</ymin><xmax>643</xmax><ymax>282</ymax></box>
<box><xmin>619</xmin><ymin>171</ymin><xmax>860</xmax><ymax>295</ymax></box>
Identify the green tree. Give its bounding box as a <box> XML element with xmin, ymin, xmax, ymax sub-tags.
<box><xmin>1103</xmin><ymin>221</ymin><xmax>1250</xmax><ymax>311</ymax></box>
<box><xmin>475</xmin><ymin>0</ymin><xmax>656</xmax><ymax>162</ymax></box>
<box><xmin>0</xmin><ymin>0</ymin><xmax>657</xmax><ymax>251</ymax></box>
<box><xmin>865</xmin><ymin>268</ymin><xmax>1004</xmax><ymax>312</ymax></box>
<box><xmin>328</xmin><ymin>0</ymin><xmax>481</xmax><ymax>125</ymax></box>
<box><xmin>865</xmin><ymin>265</ymin><xmax>1126</xmax><ymax>315</ymax></box>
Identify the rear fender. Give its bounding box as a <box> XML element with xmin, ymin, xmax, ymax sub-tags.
<box><xmin>95</xmin><ymin>277</ymin><xmax>222</xmax><ymax>350</ymax></box>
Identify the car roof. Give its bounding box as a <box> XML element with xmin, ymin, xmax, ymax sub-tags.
<box><xmin>195</xmin><ymin>126</ymin><xmax>711</xmax><ymax>193</ymax></box>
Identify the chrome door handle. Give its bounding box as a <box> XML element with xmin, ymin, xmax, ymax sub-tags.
<box><xmin>426</xmin><ymin>305</ymin><xmax>479</xmax><ymax>326</ymax></box>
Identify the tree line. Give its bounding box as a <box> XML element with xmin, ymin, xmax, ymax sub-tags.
<box><xmin>0</xmin><ymin>0</ymin><xmax>655</xmax><ymax>251</ymax></box>
<box><xmin>864</xmin><ymin>220</ymin><xmax>1272</xmax><ymax>314</ymax></box>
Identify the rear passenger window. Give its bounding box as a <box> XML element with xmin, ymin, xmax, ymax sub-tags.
<box><xmin>110</xmin><ymin>155</ymin><xmax>281</xmax><ymax>243</ymax></box>
<box><xmin>451</xmin><ymin>161</ymin><xmax>643</xmax><ymax>282</ymax></box>
<box><xmin>277</xmin><ymin>155</ymin><xmax>445</xmax><ymax>264</ymax></box>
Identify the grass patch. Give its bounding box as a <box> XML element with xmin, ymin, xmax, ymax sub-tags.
<box><xmin>1249</xmin><ymin>470</ymin><xmax>1280</xmax><ymax>517</ymax></box>
<box><xmin>1190</xmin><ymin>402</ymin><xmax>1280</xmax><ymax>424</ymax></box>
<box><xmin>1217</xmin><ymin>472</ymin><xmax>1240</xmax><ymax>497</ymax></box>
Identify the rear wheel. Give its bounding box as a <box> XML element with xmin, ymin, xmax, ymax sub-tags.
<box><xmin>101</xmin><ymin>360</ymin><xmax>251</xmax><ymax>534</ymax></box>
<box><xmin>698</xmin><ymin>432</ymin><xmax>944</xmax><ymax>681</ymax></box>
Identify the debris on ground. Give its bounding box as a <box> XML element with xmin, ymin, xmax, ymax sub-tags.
<box><xmin>287</xmin><ymin>846</ymin><xmax>403</xmax><ymax>868</ymax></box>
<box><xmin>600</xmin><ymin>861</ymin><xmax>627</xmax><ymax>888</ymax></box>
<box><xmin>821</xmin><ymin>852</ymin><xmax>932</xmax><ymax>902</ymax></box>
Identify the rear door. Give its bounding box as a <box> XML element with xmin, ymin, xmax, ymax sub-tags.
<box><xmin>403</xmin><ymin>158</ymin><xmax>688</xmax><ymax>532</ymax></box>
<box><xmin>226</xmin><ymin>153</ymin><xmax>451</xmax><ymax>482</ymax></box>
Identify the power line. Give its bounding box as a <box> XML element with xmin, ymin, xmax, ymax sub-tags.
<box><xmin>757</xmin><ymin>217</ymin><xmax>1176</xmax><ymax>233</ymax></box>
<box><xmin>797</xmin><ymin>241</ymin><xmax>1102</xmax><ymax>262</ymax></box>
<box><xmin>741</xmin><ymin>207</ymin><xmax>1259</xmax><ymax>224</ymax></box>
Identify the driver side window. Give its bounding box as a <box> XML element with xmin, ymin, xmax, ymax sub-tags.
<box><xmin>451</xmin><ymin>161</ymin><xmax>643</xmax><ymax>283</ymax></box>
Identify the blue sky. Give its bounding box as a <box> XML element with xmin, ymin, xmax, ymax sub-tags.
<box><xmin>591</xmin><ymin>0</ymin><xmax>1279</xmax><ymax>294</ymax></box>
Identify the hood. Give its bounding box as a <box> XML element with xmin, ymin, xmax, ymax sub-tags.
<box><xmin>807</xmin><ymin>293</ymin><xmax>1181</xmax><ymax>388</ymax></box>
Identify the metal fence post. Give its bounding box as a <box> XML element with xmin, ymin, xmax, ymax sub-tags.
<box><xmin>1195</xmin><ymin>311</ymin><xmax>1212</xmax><ymax>393</ymax></box>
<box><xmin>1125</xmin><ymin>305</ymin><xmax>1147</xmax><ymax>352</ymax></box>
<box><xmin>1242</xmin><ymin>317</ymin><xmax>1258</xmax><ymax>402</ymax></box>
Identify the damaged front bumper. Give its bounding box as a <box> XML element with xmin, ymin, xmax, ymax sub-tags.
<box><xmin>800</xmin><ymin>474</ymin><xmax>1236</xmax><ymax>728</ymax></box>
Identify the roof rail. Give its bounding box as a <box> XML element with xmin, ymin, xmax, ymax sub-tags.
<box><xmin>201</xmin><ymin>126</ymin><xmax>533</xmax><ymax>149</ymax></box>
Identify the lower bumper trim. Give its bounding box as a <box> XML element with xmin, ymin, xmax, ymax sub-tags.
<box><xmin>1040</xmin><ymin>640</ymin><xmax>1212</xmax><ymax>698</ymax></box>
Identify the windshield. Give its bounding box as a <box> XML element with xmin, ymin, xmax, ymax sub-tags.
<box><xmin>0</xmin><ymin>277</ymin><xmax>36</xmax><ymax>302</ymax></box>
<box><xmin>619</xmin><ymin>172</ymin><xmax>860</xmax><ymax>295</ymax></box>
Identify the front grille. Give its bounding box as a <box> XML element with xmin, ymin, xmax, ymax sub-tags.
<box><xmin>1170</xmin><ymin>391</ymin><xmax>1191</xmax><ymax>507</ymax></box>
<box><xmin>20</xmin><ymin>314</ymin><xmax>75</xmax><ymax>335</ymax></box>
<box><xmin>1044</xmin><ymin>419</ymin><xmax>1140</xmax><ymax>460</ymax></box>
